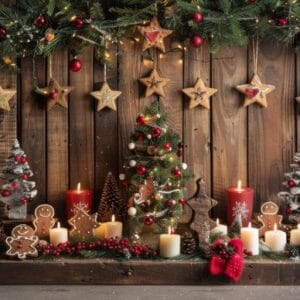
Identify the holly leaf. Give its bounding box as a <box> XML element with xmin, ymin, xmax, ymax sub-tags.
<box><xmin>47</xmin><ymin>0</ymin><xmax>56</xmax><ymax>16</ymax></box>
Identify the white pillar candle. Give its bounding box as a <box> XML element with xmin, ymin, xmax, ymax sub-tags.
<box><xmin>49</xmin><ymin>222</ymin><xmax>68</xmax><ymax>246</ymax></box>
<box><xmin>241</xmin><ymin>222</ymin><xmax>259</xmax><ymax>255</ymax></box>
<box><xmin>159</xmin><ymin>227</ymin><xmax>181</xmax><ymax>258</ymax></box>
<box><xmin>93</xmin><ymin>223</ymin><xmax>106</xmax><ymax>240</ymax></box>
<box><xmin>265</xmin><ymin>224</ymin><xmax>286</xmax><ymax>252</ymax></box>
<box><xmin>105</xmin><ymin>215</ymin><xmax>123</xmax><ymax>238</ymax></box>
<box><xmin>210</xmin><ymin>218</ymin><xmax>228</xmax><ymax>236</ymax></box>
<box><xmin>290</xmin><ymin>224</ymin><xmax>300</xmax><ymax>246</ymax></box>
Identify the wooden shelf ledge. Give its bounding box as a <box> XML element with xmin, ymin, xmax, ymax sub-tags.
<box><xmin>0</xmin><ymin>258</ymin><xmax>299</xmax><ymax>285</ymax></box>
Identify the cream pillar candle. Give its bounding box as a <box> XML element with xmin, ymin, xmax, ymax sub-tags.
<box><xmin>93</xmin><ymin>223</ymin><xmax>106</xmax><ymax>240</ymax></box>
<box><xmin>265</xmin><ymin>224</ymin><xmax>286</xmax><ymax>252</ymax></box>
<box><xmin>240</xmin><ymin>222</ymin><xmax>259</xmax><ymax>255</ymax></box>
<box><xmin>290</xmin><ymin>224</ymin><xmax>300</xmax><ymax>246</ymax></box>
<box><xmin>105</xmin><ymin>215</ymin><xmax>123</xmax><ymax>238</ymax></box>
<box><xmin>49</xmin><ymin>222</ymin><xmax>68</xmax><ymax>246</ymax></box>
<box><xmin>210</xmin><ymin>218</ymin><xmax>228</xmax><ymax>236</ymax></box>
<box><xmin>159</xmin><ymin>227</ymin><xmax>181</xmax><ymax>258</ymax></box>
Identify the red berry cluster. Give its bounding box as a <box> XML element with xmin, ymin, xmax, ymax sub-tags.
<box><xmin>40</xmin><ymin>237</ymin><xmax>157</xmax><ymax>259</ymax></box>
<box><xmin>209</xmin><ymin>239</ymin><xmax>231</xmax><ymax>260</ymax></box>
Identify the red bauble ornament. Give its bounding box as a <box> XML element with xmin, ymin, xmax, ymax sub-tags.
<box><xmin>0</xmin><ymin>27</ymin><xmax>7</xmax><ymax>40</ymax></box>
<box><xmin>72</xmin><ymin>17</ymin><xmax>85</xmax><ymax>28</ymax></box>
<box><xmin>137</xmin><ymin>165</ymin><xmax>147</xmax><ymax>175</ymax></box>
<box><xmin>144</xmin><ymin>215</ymin><xmax>154</xmax><ymax>226</ymax></box>
<box><xmin>14</xmin><ymin>155</ymin><xmax>21</xmax><ymax>162</ymax></box>
<box><xmin>151</xmin><ymin>127</ymin><xmax>161</xmax><ymax>137</ymax></box>
<box><xmin>172</xmin><ymin>167</ymin><xmax>182</xmax><ymax>179</ymax></box>
<box><xmin>164</xmin><ymin>199</ymin><xmax>174</xmax><ymax>208</ymax></box>
<box><xmin>136</xmin><ymin>114</ymin><xmax>145</xmax><ymax>125</ymax></box>
<box><xmin>70</xmin><ymin>58</ymin><xmax>82</xmax><ymax>72</ymax></box>
<box><xmin>164</xmin><ymin>142</ymin><xmax>171</xmax><ymax>151</ymax></box>
<box><xmin>21</xmin><ymin>198</ymin><xmax>28</xmax><ymax>205</ymax></box>
<box><xmin>288</xmin><ymin>180</ymin><xmax>296</xmax><ymax>188</ymax></box>
<box><xmin>190</xmin><ymin>35</ymin><xmax>204</xmax><ymax>48</ymax></box>
<box><xmin>136</xmin><ymin>134</ymin><xmax>145</xmax><ymax>141</ymax></box>
<box><xmin>192</xmin><ymin>11</ymin><xmax>203</xmax><ymax>23</ymax></box>
<box><xmin>178</xmin><ymin>142</ymin><xmax>184</xmax><ymax>149</ymax></box>
<box><xmin>36</xmin><ymin>15</ymin><xmax>46</xmax><ymax>28</ymax></box>
<box><xmin>11</xmin><ymin>182</ymin><xmax>18</xmax><ymax>190</ymax></box>
<box><xmin>1</xmin><ymin>189</ymin><xmax>10</xmax><ymax>197</ymax></box>
<box><xmin>20</xmin><ymin>156</ymin><xmax>27</xmax><ymax>164</ymax></box>
<box><xmin>277</xmin><ymin>18</ymin><xmax>288</xmax><ymax>26</ymax></box>
<box><xmin>179</xmin><ymin>198</ymin><xmax>185</xmax><ymax>205</ymax></box>
<box><xmin>21</xmin><ymin>174</ymin><xmax>29</xmax><ymax>180</ymax></box>
<box><xmin>49</xmin><ymin>91</ymin><xmax>58</xmax><ymax>100</ymax></box>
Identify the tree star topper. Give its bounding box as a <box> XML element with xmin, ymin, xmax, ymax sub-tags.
<box><xmin>137</xmin><ymin>16</ymin><xmax>173</xmax><ymax>53</ymax></box>
<box><xmin>38</xmin><ymin>78</ymin><xmax>74</xmax><ymax>111</ymax></box>
<box><xmin>236</xmin><ymin>74</ymin><xmax>275</xmax><ymax>108</ymax></box>
<box><xmin>182</xmin><ymin>78</ymin><xmax>217</xmax><ymax>109</ymax></box>
<box><xmin>0</xmin><ymin>86</ymin><xmax>16</xmax><ymax>111</ymax></box>
<box><xmin>90</xmin><ymin>81</ymin><xmax>121</xmax><ymax>112</ymax></box>
<box><xmin>139</xmin><ymin>68</ymin><xmax>170</xmax><ymax>98</ymax></box>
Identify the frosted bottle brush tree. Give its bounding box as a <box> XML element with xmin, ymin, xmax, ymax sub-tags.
<box><xmin>120</xmin><ymin>101</ymin><xmax>191</xmax><ymax>233</ymax></box>
<box><xmin>0</xmin><ymin>139</ymin><xmax>37</xmax><ymax>219</ymax></box>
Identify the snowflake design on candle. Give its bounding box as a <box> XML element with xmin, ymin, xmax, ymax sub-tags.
<box><xmin>232</xmin><ymin>201</ymin><xmax>249</xmax><ymax>221</ymax></box>
<box><xmin>71</xmin><ymin>202</ymin><xmax>88</xmax><ymax>215</ymax></box>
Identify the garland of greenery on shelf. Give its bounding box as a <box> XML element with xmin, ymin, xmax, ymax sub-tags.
<box><xmin>0</xmin><ymin>0</ymin><xmax>299</xmax><ymax>72</ymax></box>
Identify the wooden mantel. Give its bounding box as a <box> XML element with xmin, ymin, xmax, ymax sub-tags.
<box><xmin>0</xmin><ymin>258</ymin><xmax>299</xmax><ymax>285</ymax></box>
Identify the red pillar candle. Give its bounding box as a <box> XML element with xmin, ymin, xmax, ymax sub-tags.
<box><xmin>66</xmin><ymin>183</ymin><xmax>93</xmax><ymax>219</ymax></box>
<box><xmin>227</xmin><ymin>180</ymin><xmax>254</xmax><ymax>227</ymax></box>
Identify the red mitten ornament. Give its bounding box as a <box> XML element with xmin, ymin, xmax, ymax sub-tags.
<box><xmin>209</xmin><ymin>255</ymin><xmax>226</xmax><ymax>276</ymax></box>
<box><xmin>228</xmin><ymin>238</ymin><xmax>243</xmax><ymax>256</ymax></box>
<box><xmin>224</xmin><ymin>253</ymin><xmax>244</xmax><ymax>282</ymax></box>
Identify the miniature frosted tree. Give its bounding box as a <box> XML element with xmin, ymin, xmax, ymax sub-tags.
<box><xmin>278</xmin><ymin>153</ymin><xmax>300</xmax><ymax>223</ymax></box>
<box><xmin>121</xmin><ymin>101</ymin><xmax>190</xmax><ymax>233</ymax></box>
<box><xmin>0</xmin><ymin>139</ymin><xmax>37</xmax><ymax>219</ymax></box>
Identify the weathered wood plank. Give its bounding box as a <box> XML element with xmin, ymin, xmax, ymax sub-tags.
<box><xmin>297</xmin><ymin>52</ymin><xmax>300</xmax><ymax>151</ymax></box>
<box><xmin>69</xmin><ymin>49</ymin><xmax>94</xmax><ymax>191</ymax></box>
<box><xmin>47</xmin><ymin>50</ymin><xmax>69</xmax><ymax>220</ymax></box>
<box><xmin>183</xmin><ymin>45</ymin><xmax>211</xmax><ymax>223</ymax></box>
<box><xmin>248</xmin><ymin>43</ymin><xmax>295</xmax><ymax>211</ymax></box>
<box><xmin>212</xmin><ymin>48</ymin><xmax>248</xmax><ymax>220</ymax></box>
<box><xmin>21</xmin><ymin>56</ymin><xmax>46</xmax><ymax>212</ymax></box>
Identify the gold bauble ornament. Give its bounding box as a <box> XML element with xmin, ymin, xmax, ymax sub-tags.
<box><xmin>3</xmin><ymin>56</ymin><xmax>12</xmax><ymax>65</ymax></box>
<box><xmin>155</xmin><ymin>193</ymin><xmax>163</xmax><ymax>201</ymax></box>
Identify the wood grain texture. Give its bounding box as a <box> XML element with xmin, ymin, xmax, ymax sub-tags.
<box><xmin>20</xmin><ymin>56</ymin><xmax>46</xmax><ymax>212</ymax></box>
<box><xmin>69</xmin><ymin>48</ymin><xmax>94</xmax><ymax>190</ymax></box>
<box><xmin>248</xmin><ymin>43</ymin><xmax>295</xmax><ymax>211</ymax></box>
<box><xmin>212</xmin><ymin>47</ymin><xmax>248</xmax><ymax>220</ymax></box>
<box><xmin>183</xmin><ymin>45</ymin><xmax>211</xmax><ymax>223</ymax></box>
<box><xmin>297</xmin><ymin>52</ymin><xmax>300</xmax><ymax>151</ymax></box>
<box><xmin>46</xmin><ymin>50</ymin><xmax>69</xmax><ymax>220</ymax></box>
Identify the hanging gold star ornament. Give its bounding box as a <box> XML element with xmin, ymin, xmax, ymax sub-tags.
<box><xmin>37</xmin><ymin>78</ymin><xmax>74</xmax><ymax>111</ymax></box>
<box><xmin>0</xmin><ymin>86</ymin><xmax>16</xmax><ymax>111</ymax></box>
<box><xmin>137</xmin><ymin>16</ymin><xmax>173</xmax><ymax>52</ymax></box>
<box><xmin>235</xmin><ymin>74</ymin><xmax>275</xmax><ymax>108</ymax></box>
<box><xmin>182</xmin><ymin>78</ymin><xmax>217</xmax><ymax>109</ymax></box>
<box><xmin>139</xmin><ymin>68</ymin><xmax>170</xmax><ymax>98</ymax></box>
<box><xmin>90</xmin><ymin>81</ymin><xmax>122</xmax><ymax>111</ymax></box>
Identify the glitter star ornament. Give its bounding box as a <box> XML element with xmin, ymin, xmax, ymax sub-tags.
<box><xmin>182</xmin><ymin>78</ymin><xmax>217</xmax><ymax>109</ymax></box>
<box><xmin>139</xmin><ymin>69</ymin><xmax>170</xmax><ymax>98</ymax></box>
<box><xmin>235</xmin><ymin>74</ymin><xmax>275</xmax><ymax>108</ymax></box>
<box><xmin>137</xmin><ymin>16</ymin><xmax>173</xmax><ymax>53</ymax></box>
<box><xmin>0</xmin><ymin>86</ymin><xmax>16</xmax><ymax>111</ymax></box>
<box><xmin>90</xmin><ymin>81</ymin><xmax>121</xmax><ymax>111</ymax></box>
<box><xmin>37</xmin><ymin>78</ymin><xmax>74</xmax><ymax>111</ymax></box>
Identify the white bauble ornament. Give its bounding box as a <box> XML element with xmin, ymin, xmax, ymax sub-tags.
<box><xmin>128</xmin><ymin>142</ymin><xmax>136</xmax><ymax>150</ymax></box>
<box><xmin>172</xmin><ymin>200</ymin><xmax>176</xmax><ymax>205</ymax></box>
<box><xmin>128</xmin><ymin>207</ymin><xmax>137</xmax><ymax>216</ymax></box>
<box><xmin>182</xmin><ymin>163</ymin><xmax>188</xmax><ymax>170</ymax></box>
<box><xmin>129</xmin><ymin>160</ymin><xmax>137</xmax><ymax>167</ymax></box>
<box><xmin>147</xmin><ymin>134</ymin><xmax>152</xmax><ymax>139</ymax></box>
<box><xmin>156</xmin><ymin>113</ymin><xmax>161</xmax><ymax>119</ymax></box>
<box><xmin>119</xmin><ymin>173</ymin><xmax>126</xmax><ymax>181</ymax></box>
<box><xmin>162</xmin><ymin>127</ymin><xmax>167</xmax><ymax>133</ymax></box>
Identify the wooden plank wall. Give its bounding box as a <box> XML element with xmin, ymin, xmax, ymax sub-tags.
<box><xmin>0</xmin><ymin>40</ymin><xmax>298</xmax><ymax>222</ymax></box>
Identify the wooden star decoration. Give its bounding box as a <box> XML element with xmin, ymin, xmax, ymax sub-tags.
<box><xmin>139</xmin><ymin>69</ymin><xmax>170</xmax><ymax>98</ymax></box>
<box><xmin>137</xmin><ymin>16</ymin><xmax>173</xmax><ymax>53</ymax></box>
<box><xmin>182</xmin><ymin>78</ymin><xmax>217</xmax><ymax>109</ymax></box>
<box><xmin>38</xmin><ymin>78</ymin><xmax>74</xmax><ymax>111</ymax></box>
<box><xmin>90</xmin><ymin>81</ymin><xmax>121</xmax><ymax>112</ymax></box>
<box><xmin>186</xmin><ymin>178</ymin><xmax>218</xmax><ymax>244</ymax></box>
<box><xmin>0</xmin><ymin>86</ymin><xmax>16</xmax><ymax>111</ymax></box>
<box><xmin>235</xmin><ymin>73</ymin><xmax>275</xmax><ymax>108</ymax></box>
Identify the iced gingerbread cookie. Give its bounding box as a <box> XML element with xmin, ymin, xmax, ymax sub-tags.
<box><xmin>6</xmin><ymin>224</ymin><xmax>39</xmax><ymax>259</ymax></box>
<box><xmin>258</xmin><ymin>201</ymin><xmax>282</xmax><ymax>237</ymax></box>
<box><xmin>33</xmin><ymin>204</ymin><xmax>56</xmax><ymax>238</ymax></box>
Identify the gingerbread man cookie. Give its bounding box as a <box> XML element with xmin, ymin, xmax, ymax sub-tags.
<box><xmin>258</xmin><ymin>201</ymin><xmax>283</xmax><ymax>237</ymax></box>
<box><xmin>33</xmin><ymin>204</ymin><xmax>56</xmax><ymax>238</ymax></box>
<box><xmin>6</xmin><ymin>224</ymin><xmax>39</xmax><ymax>259</ymax></box>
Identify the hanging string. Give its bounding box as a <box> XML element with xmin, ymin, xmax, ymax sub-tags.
<box><xmin>48</xmin><ymin>53</ymin><xmax>53</xmax><ymax>79</ymax></box>
<box><xmin>103</xmin><ymin>62</ymin><xmax>107</xmax><ymax>82</ymax></box>
<box><xmin>252</xmin><ymin>36</ymin><xmax>259</xmax><ymax>75</ymax></box>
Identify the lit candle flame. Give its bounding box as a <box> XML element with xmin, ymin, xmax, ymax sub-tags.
<box><xmin>111</xmin><ymin>214</ymin><xmax>115</xmax><ymax>222</ymax></box>
<box><xmin>168</xmin><ymin>226</ymin><xmax>172</xmax><ymax>235</ymax></box>
<box><xmin>77</xmin><ymin>182</ymin><xmax>81</xmax><ymax>193</ymax></box>
<box><xmin>248</xmin><ymin>222</ymin><xmax>252</xmax><ymax>228</ymax></box>
<box><xmin>274</xmin><ymin>224</ymin><xmax>277</xmax><ymax>231</ymax></box>
<box><xmin>237</xmin><ymin>180</ymin><xmax>242</xmax><ymax>191</ymax></box>
<box><xmin>57</xmin><ymin>222</ymin><xmax>61</xmax><ymax>229</ymax></box>
<box><xmin>216</xmin><ymin>218</ymin><xmax>219</xmax><ymax>226</ymax></box>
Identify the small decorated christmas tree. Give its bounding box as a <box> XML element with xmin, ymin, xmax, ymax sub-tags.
<box><xmin>0</xmin><ymin>139</ymin><xmax>37</xmax><ymax>219</ymax></box>
<box><xmin>97</xmin><ymin>172</ymin><xmax>127</xmax><ymax>222</ymax></box>
<box><xmin>121</xmin><ymin>101</ymin><xmax>190</xmax><ymax>234</ymax></box>
<box><xmin>278</xmin><ymin>153</ymin><xmax>300</xmax><ymax>223</ymax></box>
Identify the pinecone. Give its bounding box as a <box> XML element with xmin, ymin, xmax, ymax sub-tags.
<box><xmin>181</xmin><ymin>232</ymin><xmax>197</xmax><ymax>254</ymax></box>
